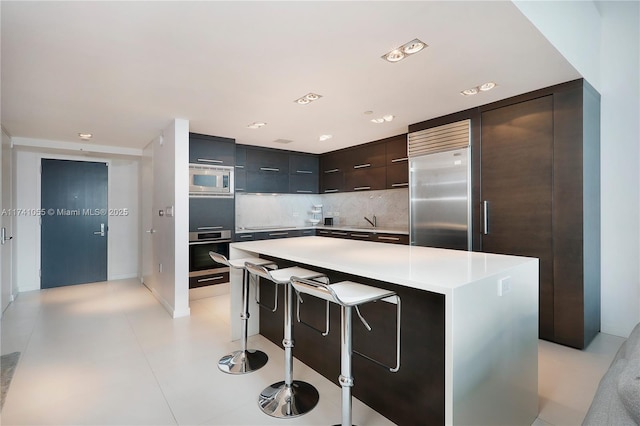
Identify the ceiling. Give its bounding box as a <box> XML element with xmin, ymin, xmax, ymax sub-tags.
<box><xmin>1</xmin><ymin>1</ymin><xmax>580</xmax><ymax>155</ymax></box>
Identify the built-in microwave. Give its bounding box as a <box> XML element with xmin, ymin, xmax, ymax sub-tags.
<box><xmin>189</xmin><ymin>164</ymin><xmax>234</xmax><ymax>197</ymax></box>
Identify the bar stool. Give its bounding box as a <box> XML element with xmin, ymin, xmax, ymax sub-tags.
<box><xmin>244</xmin><ymin>262</ymin><xmax>328</xmax><ymax>419</ymax></box>
<box><xmin>291</xmin><ymin>277</ymin><xmax>401</xmax><ymax>426</ymax></box>
<box><xmin>208</xmin><ymin>252</ymin><xmax>276</xmax><ymax>374</ymax></box>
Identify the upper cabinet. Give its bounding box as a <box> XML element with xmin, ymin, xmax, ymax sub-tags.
<box><xmin>189</xmin><ymin>133</ymin><xmax>235</xmax><ymax>166</ymax></box>
<box><xmin>385</xmin><ymin>134</ymin><xmax>408</xmax><ymax>189</ymax></box>
<box><xmin>289</xmin><ymin>153</ymin><xmax>319</xmax><ymax>194</ymax></box>
<box><xmin>237</xmin><ymin>145</ymin><xmax>319</xmax><ymax>194</ymax></box>
<box><xmin>320</xmin><ymin>134</ymin><xmax>408</xmax><ymax>193</ymax></box>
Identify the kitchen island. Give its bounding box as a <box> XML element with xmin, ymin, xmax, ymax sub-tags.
<box><xmin>229</xmin><ymin>236</ymin><xmax>538</xmax><ymax>425</ymax></box>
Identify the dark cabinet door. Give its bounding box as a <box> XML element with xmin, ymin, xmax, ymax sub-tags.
<box><xmin>245</xmin><ymin>147</ymin><xmax>289</xmax><ymax>193</ymax></box>
<box><xmin>480</xmin><ymin>95</ymin><xmax>554</xmax><ymax>340</ymax></box>
<box><xmin>344</xmin><ymin>142</ymin><xmax>386</xmax><ymax>169</ymax></box>
<box><xmin>321</xmin><ymin>169</ymin><xmax>343</xmax><ymax>193</ymax></box>
<box><xmin>386</xmin><ymin>134</ymin><xmax>408</xmax><ymax>189</ymax></box>
<box><xmin>386</xmin><ymin>163</ymin><xmax>409</xmax><ymax>189</ymax></box>
<box><xmin>289</xmin><ymin>154</ymin><xmax>319</xmax><ymax>194</ymax></box>
<box><xmin>246</xmin><ymin>148</ymin><xmax>289</xmax><ymax>173</ymax></box>
<box><xmin>189</xmin><ymin>197</ymin><xmax>235</xmax><ymax>232</ymax></box>
<box><xmin>246</xmin><ymin>171</ymin><xmax>289</xmax><ymax>193</ymax></box>
<box><xmin>290</xmin><ymin>154</ymin><xmax>318</xmax><ymax>175</ymax></box>
<box><xmin>189</xmin><ymin>133</ymin><xmax>235</xmax><ymax>166</ymax></box>
<box><xmin>235</xmin><ymin>146</ymin><xmax>247</xmax><ymax>192</ymax></box>
<box><xmin>344</xmin><ymin>167</ymin><xmax>386</xmax><ymax>191</ymax></box>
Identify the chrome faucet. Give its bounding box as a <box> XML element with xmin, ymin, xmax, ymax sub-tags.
<box><xmin>364</xmin><ymin>215</ymin><xmax>377</xmax><ymax>228</ymax></box>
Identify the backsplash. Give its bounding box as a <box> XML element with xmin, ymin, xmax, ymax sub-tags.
<box><xmin>235</xmin><ymin>188</ymin><xmax>408</xmax><ymax>230</ymax></box>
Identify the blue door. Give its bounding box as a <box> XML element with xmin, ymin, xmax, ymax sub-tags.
<box><xmin>41</xmin><ymin>159</ymin><xmax>108</xmax><ymax>288</ymax></box>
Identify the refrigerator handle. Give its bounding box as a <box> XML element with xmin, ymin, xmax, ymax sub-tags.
<box><xmin>482</xmin><ymin>201</ymin><xmax>489</xmax><ymax>235</ymax></box>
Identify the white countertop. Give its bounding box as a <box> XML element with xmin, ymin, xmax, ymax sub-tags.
<box><xmin>236</xmin><ymin>225</ymin><xmax>409</xmax><ymax>235</ymax></box>
<box><xmin>230</xmin><ymin>236</ymin><xmax>537</xmax><ymax>295</ymax></box>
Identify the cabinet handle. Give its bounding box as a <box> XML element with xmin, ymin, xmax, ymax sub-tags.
<box><xmin>235</xmin><ymin>165</ymin><xmax>245</xmax><ymax>169</ymax></box>
<box><xmin>483</xmin><ymin>201</ymin><xmax>489</xmax><ymax>235</ymax></box>
<box><xmin>268</xmin><ymin>232</ymin><xmax>289</xmax><ymax>237</ymax></box>
<box><xmin>198</xmin><ymin>226</ymin><xmax>223</xmax><ymax>230</ymax></box>
<box><xmin>378</xmin><ymin>236</ymin><xmax>400</xmax><ymax>241</ymax></box>
<box><xmin>391</xmin><ymin>183</ymin><xmax>409</xmax><ymax>187</ymax></box>
<box><xmin>351</xmin><ymin>233</ymin><xmax>370</xmax><ymax>238</ymax></box>
<box><xmin>260</xmin><ymin>167</ymin><xmax>280</xmax><ymax>172</ymax></box>
<box><xmin>332</xmin><ymin>231</ymin><xmax>348</xmax><ymax>236</ymax></box>
<box><xmin>239</xmin><ymin>235</ymin><xmax>253</xmax><ymax>239</ymax></box>
<box><xmin>319</xmin><ymin>230</ymin><xmax>330</xmax><ymax>234</ymax></box>
<box><xmin>324</xmin><ymin>189</ymin><xmax>339</xmax><ymax>193</ymax></box>
<box><xmin>324</xmin><ymin>169</ymin><xmax>339</xmax><ymax>174</ymax></box>
<box><xmin>391</xmin><ymin>157</ymin><xmax>408</xmax><ymax>163</ymax></box>
<box><xmin>354</xmin><ymin>163</ymin><xmax>371</xmax><ymax>169</ymax></box>
<box><xmin>296</xmin><ymin>190</ymin><xmax>312</xmax><ymax>193</ymax></box>
<box><xmin>198</xmin><ymin>276</ymin><xmax>225</xmax><ymax>282</ymax></box>
<box><xmin>296</xmin><ymin>170</ymin><xmax>313</xmax><ymax>174</ymax></box>
<box><xmin>354</xmin><ymin>186</ymin><xmax>371</xmax><ymax>191</ymax></box>
<box><xmin>197</xmin><ymin>158</ymin><xmax>223</xmax><ymax>164</ymax></box>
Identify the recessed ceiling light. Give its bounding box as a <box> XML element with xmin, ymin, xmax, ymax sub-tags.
<box><xmin>319</xmin><ymin>134</ymin><xmax>332</xmax><ymax>142</ymax></box>
<box><xmin>78</xmin><ymin>133</ymin><xmax>92</xmax><ymax>140</ymax></box>
<box><xmin>384</xmin><ymin>49</ymin><xmax>405</xmax><ymax>63</ymax></box>
<box><xmin>402</xmin><ymin>39</ymin><xmax>425</xmax><ymax>55</ymax></box>
<box><xmin>479</xmin><ymin>82</ymin><xmax>497</xmax><ymax>91</ymax></box>
<box><xmin>461</xmin><ymin>81</ymin><xmax>497</xmax><ymax>96</ymax></box>
<box><xmin>371</xmin><ymin>118</ymin><xmax>385</xmax><ymax>124</ymax></box>
<box><xmin>295</xmin><ymin>93</ymin><xmax>322</xmax><ymax>105</ymax></box>
<box><xmin>247</xmin><ymin>122</ymin><xmax>266</xmax><ymax>129</ymax></box>
<box><xmin>363</xmin><ymin>111</ymin><xmax>373</xmax><ymax>115</ymax></box>
<box><xmin>382</xmin><ymin>38</ymin><xmax>427</xmax><ymax>63</ymax></box>
<box><xmin>383</xmin><ymin>114</ymin><xmax>395</xmax><ymax>122</ymax></box>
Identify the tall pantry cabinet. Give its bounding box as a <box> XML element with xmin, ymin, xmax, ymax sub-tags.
<box><xmin>479</xmin><ymin>80</ymin><xmax>601</xmax><ymax>348</ymax></box>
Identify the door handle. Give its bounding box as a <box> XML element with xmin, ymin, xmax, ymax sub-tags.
<box><xmin>1</xmin><ymin>227</ymin><xmax>13</xmax><ymax>245</ymax></box>
<box><xmin>482</xmin><ymin>201</ymin><xmax>489</xmax><ymax>235</ymax></box>
<box><xmin>146</xmin><ymin>229</ymin><xmax>156</xmax><ymax>234</ymax></box>
<box><xmin>93</xmin><ymin>223</ymin><xmax>105</xmax><ymax>237</ymax></box>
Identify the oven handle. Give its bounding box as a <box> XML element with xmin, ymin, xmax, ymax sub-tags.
<box><xmin>189</xmin><ymin>240</ymin><xmax>232</xmax><ymax>245</ymax></box>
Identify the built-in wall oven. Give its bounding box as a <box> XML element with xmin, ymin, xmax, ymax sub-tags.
<box><xmin>188</xmin><ymin>229</ymin><xmax>231</xmax><ymax>289</ymax></box>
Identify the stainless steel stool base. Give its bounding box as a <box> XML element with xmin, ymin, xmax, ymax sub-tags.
<box><xmin>258</xmin><ymin>380</ymin><xmax>319</xmax><ymax>418</ymax></box>
<box><xmin>218</xmin><ymin>349</ymin><xmax>268</xmax><ymax>374</ymax></box>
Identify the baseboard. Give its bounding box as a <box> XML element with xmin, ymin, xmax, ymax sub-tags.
<box><xmin>108</xmin><ymin>273</ymin><xmax>138</xmax><ymax>281</ymax></box>
<box><xmin>150</xmin><ymin>287</ymin><xmax>191</xmax><ymax>318</ymax></box>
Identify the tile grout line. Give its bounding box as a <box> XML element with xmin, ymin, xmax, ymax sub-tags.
<box><xmin>120</xmin><ymin>286</ymin><xmax>180</xmax><ymax>426</ymax></box>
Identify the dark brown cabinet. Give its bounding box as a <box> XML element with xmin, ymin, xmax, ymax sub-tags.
<box><xmin>289</xmin><ymin>154</ymin><xmax>319</xmax><ymax>194</ymax></box>
<box><xmin>320</xmin><ymin>135</ymin><xmax>408</xmax><ymax>193</ymax></box>
<box><xmin>385</xmin><ymin>134</ymin><xmax>408</xmax><ymax>189</ymax></box>
<box><xmin>320</xmin><ymin>151</ymin><xmax>346</xmax><ymax>193</ymax></box>
<box><xmin>237</xmin><ymin>146</ymin><xmax>319</xmax><ymax>194</ymax></box>
<box><xmin>478</xmin><ymin>80</ymin><xmax>600</xmax><ymax>348</ymax></box>
<box><xmin>481</xmin><ymin>96</ymin><xmax>555</xmax><ymax>339</ymax></box>
<box><xmin>189</xmin><ymin>133</ymin><xmax>235</xmax><ymax>166</ymax></box>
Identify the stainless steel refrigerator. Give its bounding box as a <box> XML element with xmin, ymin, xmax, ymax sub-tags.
<box><xmin>408</xmin><ymin>120</ymin><xmax>471</xmax><ymax>250</ymax></box>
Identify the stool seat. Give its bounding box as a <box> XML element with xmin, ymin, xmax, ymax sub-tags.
<box><xmin>210</xmin><ymin>253</ymin><xmax>275</xmax><ymax>270</ymax></box>
<box><xmin>267</xmin><ymin>266</ymin><xmax>326</xmax><ymax>285</ymax></box>
<box><xmin>294</xmin><ymin>280</ymin><xmax>396</xmax><ymax>306</ymax></box>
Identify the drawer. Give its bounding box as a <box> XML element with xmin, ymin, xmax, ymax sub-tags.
<box><xmin>189</xmin><ymin>270</ymin><xmax>230</xmax><ymax>288</ymax></box>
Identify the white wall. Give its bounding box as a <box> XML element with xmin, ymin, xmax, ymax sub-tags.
<box><xmin>514</xmin><ymin>1</ymin><xmax>640</xmax><ymax>337</ymax></box>
<box><xmin>12</xmin><ymin>139</ymin><xmax>142</xmax><ymax>291</ymax></box>
<box><xmin>142</xmin><ymin>119</ymin><xmax>190</xmax><ymax>318</ymax></box>
<box><xmin>108</xmin><ymin>159</ymin><xmax>140</xmax><ymax>280</ymax></box>
<box><xmin>1</xmin><ymin>128</ymin><xmax>16</xmax><ymax>313</ymax></box>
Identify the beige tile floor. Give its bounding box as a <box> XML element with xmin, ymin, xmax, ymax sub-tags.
<box><xmin>0</xmin><ymin>279</ymin><xmax>625</xmax><ymax>425</ymax></box>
